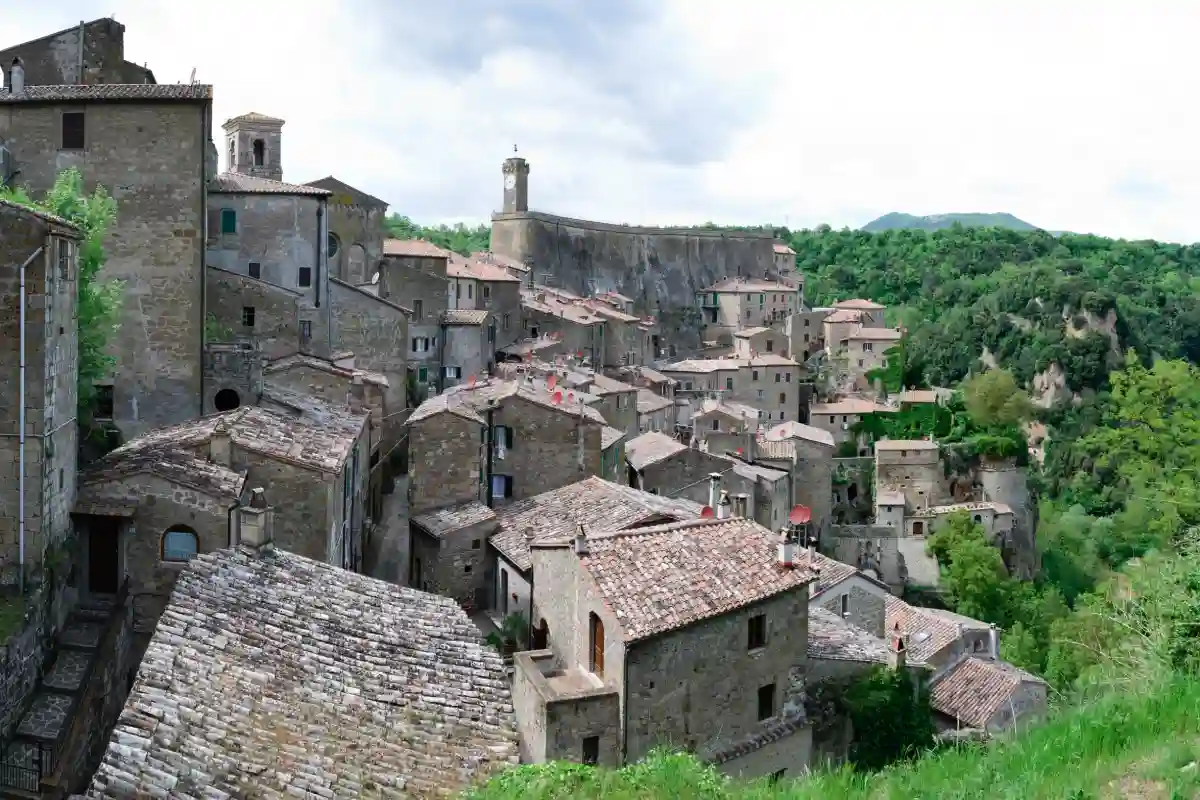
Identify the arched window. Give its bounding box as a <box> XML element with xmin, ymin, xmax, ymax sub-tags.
<box><xmin>214</xmin><ymin>388</ymin><xmax>241</xmax><ymax>411</ymax></box>
<box><xmin>252</xmin><ymin>138</ymin><xmax>265</xmax><ymax>167</ymax></box>
<box><xmin>162</xmin><ymin>525</ymin><xmax>199</xmax><ymax>562</ymax></box>
<box><xmin>227</xmin><ymin>139</ymin><xmax>235</xmax><ymax>169</ymax></box>
<box><xmin>973</xmin><ymin>514</ymin><xmax>983</xmax><ymax>524</ymax></box>
<box><xmin>327</xmin><ymin>232</ymin><xmax>340</xmax><ymax>259</ymax></box>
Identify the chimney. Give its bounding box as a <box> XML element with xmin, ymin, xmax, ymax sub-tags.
<box><xmin>708</xmin><ymin>472</ymin><xmax>722</xmax><ymax>511</ymax></box>
<box><xmin>777</xmin><ymin>529</ymin><xmax>797</xmax><ymax>569</ymax></box>
<box><xmin>237</xmin><ymin>488</ymin><xmax>274</xmax><ymax>550</ymax></box>
<box><xmin>732</xmin><ymin>493</ymin><xmax>749</xmax><ymax>518</ymax></box>
<box><xmin>347</xmin><ymin>376</ymin><xmax>368</xmax><ymax>415</ymax></box>
<box><xmin>988</xmin><ymin>623</ymin><xmax>1000</xmax><ymax>659</ymax></box>
<box><xmin>210</xmin><ymin>419</ymin><xmax>232</xmax><ymax>466</ymax></box>
<box><xmin>887</xmin><ymin>623</ymin><xmax>907</xmax><ymax>671</ymax></box>
<box><xmin>573</xmin><ymin>525</ymin><xmax>589</xmax><ymax>556</ymax></box>
<box><xmin>9</xmin><ymin>58</ymin><xmax>24</xmax><ymax>94</ymax></box>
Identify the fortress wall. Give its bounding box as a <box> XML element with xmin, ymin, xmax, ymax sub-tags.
<box><xmin>491</xmin><ymin>211</ymin><xmax>775</xmax><ymax>350</ymax></box>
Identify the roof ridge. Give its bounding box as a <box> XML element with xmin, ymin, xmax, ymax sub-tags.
<box><xmin>587</xmin><ymin>516</ymin><xmax>729</xmax><ymax>543</ymax></box>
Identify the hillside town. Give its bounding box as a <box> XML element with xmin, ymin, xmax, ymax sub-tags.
<box><xmin>0</xmin><ymin>18</ymin><xmax>1050</xmax><ymax>799</ymax></box>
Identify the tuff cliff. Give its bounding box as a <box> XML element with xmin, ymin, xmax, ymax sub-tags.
<box><xmin>490</xmin><ymin>210</ymin><xmax>775</xmax><ymax>351</ymax></box>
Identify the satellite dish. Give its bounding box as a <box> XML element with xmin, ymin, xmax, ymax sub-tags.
<box><xmin>467</xmin><ymin>375</ymin><xmax>477</xmax><ymax>387</ymax></box>
<box><xmin>553</xmin><ymin>390</ymin><xmax>563</xmax><ymax>404</ymax></box>
<box><xmin>576</xmin><ymin>351</ymin><xmax>584</xmax><ymax>359</ymax></box>
<box><xmin>736</xmin><ymin>448</ymin><xmax>744</xmax><ymax>455</ymax></box>
<box><xmin>701</xmin><ymin>506</ymin><xmax>715</xmax><ymax>519</ymax></box>
<box><xmin>547</xmin><ymin>374</ymin><xmax>558</xmax><ymax>390</ymax></box>
<box><xmin>567</xmin><ymin>392</ymin><xmax>575</xmax><ymax>402</ymax></box>
<box><xmin>788</xmin><ymin>505</ymin><xmax>812</xmax><ymax>525</ymax></box>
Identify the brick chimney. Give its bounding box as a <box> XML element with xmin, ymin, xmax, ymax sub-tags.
<box><xmin>887</xmin><ymin>623</ymin><xmax>907</xmax><ymax>671</ymax></box>
<box><xmin>210</xmin><ymin>418</ymin><xmax>232</xmax><ymax>466</ymax></box>
<box><xmin>777</xmin><ymin>529</ymin><xmax>798</xmax><ymax>569</ymax></box>
<box><xmin>573</xmin><ymin>524</ymin><xmax>589</xmax><ymax>556</ymax></box>
<box><xmin>237</xmin><ymin>487</ymin><xmax>274</xmax><ymax>550</ymax></box>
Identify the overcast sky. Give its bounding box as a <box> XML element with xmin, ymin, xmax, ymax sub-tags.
<box><xmin>7</xmin><ymin>1</ymin><xmax>1200</xmax><ymax>241</ymax></box>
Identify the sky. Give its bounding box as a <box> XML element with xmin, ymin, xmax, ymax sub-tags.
<box><xmin>5</xmin><ymin>1</ymin><xmax>1200</xmax><ymax>242</ymax></box>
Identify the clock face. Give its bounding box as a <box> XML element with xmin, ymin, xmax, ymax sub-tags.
<box><xmin>504</xmin><ymin>174</ymin><xmax>517</xmax><ymax>191</ymax></box>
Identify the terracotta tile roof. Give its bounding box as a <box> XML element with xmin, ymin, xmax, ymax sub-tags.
<box><xmin>412</xmin><ymin>502</ymin><xmax>497</xmax><ymax>537</ymax></box>
<box><xmin>0</xmin><ymin>84</ymin><xmax>212</xmax><ymax>103</ymax></box>
<box><xmin>849</xmin><ymin>326</ymin><xmax>903</xmax><ymax>341</ymax></box>
<box><xmin>223</xmin><ymin>111</ymin><xmax>284</xmax><ymax>126</ymax></box>
<box><xmin>581</xmin><ymin>299</ymin><xmax>640</xmax><ymax>323</ymax></box>
<box><xmin>440</xmin><ymin>377</ymin><xmax>608</xmax><ymax>425</ymax></box>
<box><xmin>85</xmin><ymin>547</ymin><xmax>519</xmax><ymax>798</ymax></box>
<box><xmin>490</xmin><ymin>476</ymin><xmax>704</xmax><ymax>571</ymax></box>
<box><xmin>929</xmin><ymin>656</ymin><xmax>1045</xmax><ymax>728</ymax></box>
<box><xmin>209</xmin><ymin>172</ymin><xmax>332</xmax><ymax>196</ymax></box>
<box><xmin>876</xmin><ymin>489</ymin><xmax>906</xmax><ymax>506</ymax></box>
<box><xmin>382</xmin><ymin>238</ymin><xmax>452</xmax><ymax>259</ymax></box>
<box><xmin>733</xmin><ymin>327</ymin><xmax>773</xmax><ymax>338</ymax></box>
<box><xmin>875</xmin><ymin>439</ymin><xmax>938</xmax><ymax>451</ymax></box>
<box><xmin>601</xmin><ymin>426</ymin><xmax>625</xmax><ymax>449</ymax></box>
<box><xmin>662</xmin><ymin>354</ymin><xmax>797</xmax><ymax>374</ymax></box>
<box><xmin>636</xmin><ymin>389</ymin><xmax>673</xmax><ymax>415</ymax></box>
<box><xmin>835</xmin><ymin>298</ymin><xmax>886</xmax><ymax>311</ymax></box>
<box><xmin>754</xmin><ymin>438</ymin><xmax>796</xmax><ymax>461</ymax></box>
<box><xmin>263</xmin><ymin>352</ymin><xmax>388</xmax><ymax>386</ymax></box>
<box><xmin>303</xmin><ymin>176</ymin><xmax>389</xmax><ymax>209</ymax></box>
<box><xmin>499</xmin><ymin>336</ymin><xmax>561</xmax><ymax>357</ymax></box>
<box><xmin>471</xmin><ymin>251</ymin><xmax>530</xmax><ymax>273</ymax></box>
<box><xmin>636</xmin><ymin>366</ymin><xmax>673</xmax><ymax>385</ymax></box>
<box><xmin>808</xmin><ymin>607</ymin><xmax>889</xmax><ymax>663</ymax></box>
<box><xmin>810</xmin><ymin>398</ymin><xmax>891</xmax><ymax>415</ymax></box>
<box><xmin>601</xmin><ymin>291</ymin><xmax>635</xmax><ymax>303</ymax></box>
<box><xmin>773</xmin><ymin>243</ymin><xmax>796</xmax><ymax>255</ymax></box>
<box><xmin>520</xmin><ymin>291</ymin><xmax>606</xmax><ymax>326</ymax></box>
<box><xmin>700</xmin><ymin>277</ymin><xmax>799</xmax><ymax>294</ymax></box>
<box><xmin>807</xmin><ymin>551</ymin><xmax>861</xmax><ymax>596</ymax></box>
<box><xmin>823</xmin><ymin>309</ymin><xmax>864</xmax><ymax>324</ymax></box>
<box><xmin>626</xmin><ymin>431</ymin><xmax>687</xmax><ymax>470</ymax></box>
<box><xmin>730</xmin><ymin>459</ymin><xmax>788</xmax><ymax>484</ymax></box>
<box><xmin>696</xmin><ymin>397</ymin><xmax>761</xmax><ymax>425</ymax></box>
<box><xmin>579</xmin><ymin>517</ymin><xmax>816</xmax><ymax>642</ymax></box>
<box><xmin>448</xmin><ymin>256</ymin><xmax>522</xmax><ymax>283</ymax></box>
<box><xmin>79</xmin><ymin>447</ymin><xmax>245</xmax><ymax>501</ymax></box>
<box><xmin>407</xmin><ymin>393</ymin><xmax>486</xmax><ymax>425</ymax></box>
<box><xmin>443</xmin><ymin>309</ymin><xmax>490</xmax><ymax>325</ymax></box>
<box><xmin>926</xmin><ymin>501</ymin><xmax>1013</xmax><ymax>516</ymax></box>
<box><xmin>764</xmin><ymin>420</ymin><xmax>835</xmax><ymax>448</ymax></box>
<box><xmin>884</xmin><ymin>597</ymin><xmax>989</xmax><ymax>665</ymax></box>
<box><xmin>588</xmin><ymin>373</ymin><xmax>638</xmax><ymax>396</ymax></box>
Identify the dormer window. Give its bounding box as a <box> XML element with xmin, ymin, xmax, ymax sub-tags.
<box><xmin>252</xmin><ymin>138</ymin><xmax>265</xmax><ymax>167</ymax></box>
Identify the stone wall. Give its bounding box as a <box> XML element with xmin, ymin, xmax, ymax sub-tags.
<box><xmin>408</xmin><ymin>412</ymin><xmax>482</xmax><ymax>516</ymax></box>
<box><xmin>205</xmin><ymin>266</ymin><xmax>302</xmax><ymax>365</ymax></box>
<box><xmin>826</xmin><ymin>524</ymin><xmax>904</xmax><ymax>591</ymax></box>
<box><xmin>329</xmin><ymin>279</ymin><xmax>409</xmax><ymax>426</ymax></box>
<box><xmin>511</xmin><ymin>650</ymin><xmax>622</xmax><ymax>768</ymax></box>
<box><xmin>410</xmin><ymin>518</ymin><xmax>495</xmax><ymax>607</ymax></box>
<box><xmin>492</xmin><ymin>397</ymin><xmax>602</xmax><ymax>504</ymax></box>
<box><xmin>817</xmin><ymin>581</ymin><xmax>887</xmax><ymax>639</ymax></box>
<box><xmin>0</xmin><ymin>99</ymin><xmax>210</xmax><ymax>438</ymax></box>
<box><xmin>480</xmin><ymin>281</ymin><xmax>522</xmax><ymax>353</ymax></box>
<box><xmin>491</xmin><ymin>211</ymin><xmax>774</xmax><ymax>350</ymax></box>
<box><xmin>325</xmin><ymin>203</ymin><xmax>385</xmax><ymax>286</ymax></box>
<box><xmin>442</xmin><ymin>322</ymin><xmax>491</xmax><ymax>387</ymax></box>
<box><xmin>0</xmin><ymin>18</ymin><xmax>151</xmax><ymax>86</ymax></box>
<box><xmin>202</xmin><ymin>342</ymin><xmax>262</xmax><ymax>415</ymax></box>
<box><xmin>637</xmin><ymin>449</ymin><xmax>754</xmax><ymax>512</ymax></box>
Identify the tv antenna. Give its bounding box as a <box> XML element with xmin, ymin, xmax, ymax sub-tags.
<box><xmin>189</xmin><ymin>67</ymin><xmax>196</xmax><ymax>84</ymax></box>
<box><xmin>513</xmin><ymin>143</ymin><xmax>518</xmax><ymax>153</ymax></box>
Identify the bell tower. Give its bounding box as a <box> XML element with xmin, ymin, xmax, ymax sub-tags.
<box><xmin>502</xmin><ymin>148</ymin><xmax>530</xmax><ymax>214</ymax></box>
<box><xmin>222</xmin><ymin>112</ymin><xmax>285</xmax><ymax>181</ymax></box>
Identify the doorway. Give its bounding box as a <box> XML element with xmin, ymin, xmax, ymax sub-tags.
<box><xmin>88</xmin><ymin>516</ymin><xmax>122</xmax><ymax>594</ymax></box>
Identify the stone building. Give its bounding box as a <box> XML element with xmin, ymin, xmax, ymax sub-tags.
<box><xmin>513</xmin><ymin>516</ymin><xmax>816</xmax><ymax>780</ymax></box>
<box><xmin>406</xmin><ymin>375</ymin><xmax>610</xmax><ymax>517</ymax></box>
<box><xmin>808</xmin><ymin>397</ymin><xmax>893</xmax><ymax>451</ymax></box>
<box><xmin>874</xmin><ymin>439</ymin><xmax>945</xmax><ymax>514</ymax></box>
<box><xmin>0</xmin><ymin>18</ymin><xmax>154</xmax><ymax>87</ymax></box>
<box><xmin>743</xmin><ymin>421</ymin><xmax>836</xmax><ymax>543</ymax></box>
<box><xmin>448</xmin><ymin>253</ymin><xmax>523</xmax><ymax>353</ymax></box>
<box><xmin>733</xmin><ymin>326</ymin><xmax>789</xmax><ymax>359</ymax></box>
<box><xmin>661</xmin><ymin>354</ymin><xmax>802</xmax><ymax>427</ymax></box>
<box><xmin>520</xmin><ymin>285</ymin><xmax>658</xmax><ymax>369</ymax></box>
<box><xmin>379</xmin><ymin>238</ymin><xmax>452</xmax><ymax>394</ymax></box>
<box><xmin>695</xmin><ymin>277</ymin><xmax>802</xmax><ymax>342</ymax></box>
<box><xmin>784</xmin><ymin>309</ymin><xmax>828</xmax><ymax>363</ymax></box>
<box><xmin>304</xmin><ymin>177</ymin><xmax>389</xmax><ymax>286</ymax></box>
<box><xmin>441</xmin><ymin>309</ymin><xmax>493</xmax><ymax>388</ymax></box>
<box><xmin>0</xmin><ymin>80</ymin><xmax>214</xmax><ymax>438</ymax></box>
<box><xmin>691</xmin><ymin>396</ymin><xmax>762</xmax><ymax>437</ymax></box>
<box><xmin>832</xmin><ymin>299</ymin><xmax>886</xmax><ymax>327</ymax></box>
<box><xmin>74</xmin><ymin>400</ymin><xmax>370</xmax><ymax>638</ymax></box>
<box><xmin>84</xmin><ymin>538</ymin><xmax>520</xmax><ymax>799</ymax></box>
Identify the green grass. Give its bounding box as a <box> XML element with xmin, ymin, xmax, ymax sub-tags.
<box><xmin>467</xmin><ymin>677</ymin><xmax>1200</xmax><ymax>800</ymax></box>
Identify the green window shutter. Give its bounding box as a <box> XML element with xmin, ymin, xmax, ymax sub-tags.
<box><xmin>220</xmin><ymin>208</ymin><xmax>237</xmax><ymax>234</ymax></box>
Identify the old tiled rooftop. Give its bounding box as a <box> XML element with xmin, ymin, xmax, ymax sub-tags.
<box><xmin>733</xmin><ymin>327</ymin><xmax>772</xmax><ymax>338</ymax></box>
<box><xmin>498</xmin><ymin>336</ymin><xmax>561</xmax><ymax>357</ymax></box>
<box><xmin>263</xmin><ymin>352</ymin><xmax>388</xmax><ymax>386</ymax></box>
<box><xmin>601</xmin><ymin>426</ymin><xmax>625</xmax><ymax>449</ymax></box>
<box><xmin>834</xmin><ymin>298</ymin><xmax>886</xmax><ymax>310</ymax></box>
<box><xmin>697</xmin><ymin>397</ymin><xmax>761</xmax><ymax>425</ymax></box>
<box><xmin>807</xmin><ymin>550</ymin><xmax>862</xmax><ymax>597</ymax></box>
<box><xmin>406</xmin><ymin>392</ymin><xmax>486</xmax><ymax>425</ymax></box>
<box><xmin>442</xmin><ymin>377</ymin><xmax>608</xmax><ymax>425</ymax></box>
<box><xmin>412</xmin><ymin>502</ymin><xmax>497</xmax><ymax>537</ymax></box>
<box><xmin>884</xmin><ymin>596</ymin><xmax>988</xmax><ymax>665</ymax></box>
<box><xmin>588</xmin><ymin>373</ymin><xmax>638</xmax><ymax>396</ymax></box>
<box><xmin>490</xmin><ymin>476</ymin><xmax>704</xmax><ymax>571</ymax></box>
<box><xmin>471</xmin><ymin>251</ymin><xmax>530</xmax><ymax>273</ymax></box>
<box><xmin>810</xmin><ymin>398</ymin><xmax>893</xmax><ymax>415</ymax></box>
<box><xmin>823</xmin><ymin>309</ymin><xmax>864</xmax><ymax>324</ymax></box>
<box><xmin>0</xmin><ymin>198</ymin><xmax>82</xmax><ymax>233</ymax></box>
<box><xmin>875</xmin><ymin>438</ymin><xmax>938</xmax><ymax>451</ymax></box>
<box><xmin>224</xmin><ymin>111</ymin><xmax>285</xmax><ymax>125</ymax></box>
<box><xmin>84</xmin><ymin>547</ymin><xmax>519</xmax><ymax>799</ymax></box>
<box><xmin>442</xmin><ymin>308</ymin><xmax>490</xmax><ymax>325</ymax></box>
<box><xmin>579</xmin><ymin>517</ymin><xmax>817</xmax><ymax>642</ymax></box>
<box><xmin>79</xmin><ymin>447</ymin><xmax>246</xmax><ymax>502</ymax></box>
<box><xmin>763</xmin><ymin>420</ymin><xmax>835</xmax><ymax>448</ymax></box>
<box><xmin>773</xmin><ymin>243</ymin><xmax>796</xmax><ymax>255</ymax></box>
<box><xmin>662</xmin><ymin>354</ymin><xmax>797</xmax><ymax>374</ymax></box>
<box><xmin>929</xmin><ymin>656</ymin><xmax>1045</xmax><ymax>729</ymax></box>
<box><xmin>382</xmin><ymin>238</ymin><xmax>452</xmax><ymax>259</ymax></box>
<box><xmin>209</xmin><ymin>172</ymin><xmax>333</xmax><ymax>196</ymax></box>
<box><xmin>848</xmin><ymin>326</ymin><xmax>904</xmax><ymax>341</ymax></box>
<box><xmin>701</xmin><ymin>277</ymin><xmax>799</xmax><ymax>294</ymax></box>
<box><xmin>807</xmin><ymin>607</ymin><xmax>889</xmax><ymax>663</ymax></box>
<box><xmin>0</xmin><ymin>84</ymin><xmax>213</xmax><ymax>103</ymax></box>
<box><xmin>625</xmin><ymin>431</ymin><xmax>687</xmax><ymax>471</ymax></box>
<box><xmin>876</xmin><ymin>489</ymin><xmax>906</xmax><ymax>506</ymax></box>
<box><xmin>754</xmin><ymin>438</ymin><xmax>797</xmax><ymax>461</ymax></box>
<box><xmin>447</xmin><ymin>256</ymin><xmax>522</xmax><ymax>283</ymax></box>
<box><xmin>636</xmin><ymin>388</ymin><xmax>673</xmax><ymax>415</ymax></box>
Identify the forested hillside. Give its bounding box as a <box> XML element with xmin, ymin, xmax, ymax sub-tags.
<box><xmin>861</xmin><ymin>211</ymin><xmax>1038</xmax><ymax>233</ymax></box>
<box><xmin>385</xmin><ymin>214</ymin><xmax>490</xmax><ymax>255</ymax></box>
<box><xmin>793</xmin><ymin>225</ymin><xmax>1200</xmax><ymax>393</ymax></box>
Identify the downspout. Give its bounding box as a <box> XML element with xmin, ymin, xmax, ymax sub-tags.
<box><xmin>77</xmin><ymin>20</ymin><xmax>85</xmax><ymax>84</ymax></box>
<box><xmin>199</xmin><ymin>99</ymin><xmax>210</xmax><ymax>414</ymax></box>
<box><xmin>621</xmin><ymin>646</ymin><xmax>631</xmax><ymax>763</ymax></box>
<box><xmin>437</xmin><ymin>321</ymin><xmax>447</xmax><ymax>394</ymax></box>
<box><xmin>314</xmin><ymin>203</ymin><xmax>323</xmax><ymax>308</ymax></box>
<box><xmin>484</xmin><ymin>401</ymin><xmax>496</xmax><ymax>508</ymax></box>
<box><xmin>18</xmin><ymin>245</ymin><xmax>44</xmax><ymax>594</ymax></box>
<box><xmin>225</xmin><ymin>498</ymin><xmax>242</xmax><ymax>547</ymax></box>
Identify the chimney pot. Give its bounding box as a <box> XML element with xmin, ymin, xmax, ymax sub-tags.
<box><xmin>237</xmin><ymin>487</ymin><xmax>274</xmax><ymax>551</ymax></box>
<box><xmin>9</xmin><ymin>58</ymin><xmax>24</xmax><ymax>94</ymax></box>
<box><xmin>573</xmin><ymin>524</ymin><xmax>589</xmax><ymax>556</ymax></box>
<box><xmin>887</xmin><ymin>622</ymin><xmax>907</xmax><ymax>671</ymax></box>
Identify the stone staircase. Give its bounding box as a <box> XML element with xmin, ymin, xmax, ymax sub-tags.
<box><xmin>0</xmin><ymin>595</ymin><xmax>116</xmax><ymax>798</ymax></box>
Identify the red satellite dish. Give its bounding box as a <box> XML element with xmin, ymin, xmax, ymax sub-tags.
<box><xmin>467</xmin><ymin>375</ymin><xmax>477</xmax><ymax>387</ymax></box>
<box><xmin>567</xmin><ymin>392</ymin><xmax>575</xmax><ymax>402</ymax></box>
<box><xmin>547</xmin><ymin>374</ymin><xmax>558</xmax><ymax>390</ymax></box>
<box><xmin>736</xmin><ymin>448</ymin><xmax>744</xmax><ymax>455</ymax></box>
<box><xmin>576</xmin><ymin>351</ymin><xmax>584</xmax><ymax>358</ymax></box>
<box><xmin>788</xmin><ymin>505</ymin><xmax>812</xmax><ymax>525</ymax></box>
<box><xmin>553</xmin><ymin>390</ymin><xmax>563</xmax><ymax>404</ymax></box>
<box><xmin>701</xmin><ymin>506</ymin><xmax>715</xmax><ymax>519</ymax></box>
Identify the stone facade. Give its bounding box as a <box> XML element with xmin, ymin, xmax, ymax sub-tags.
<box><xmin>0</xmin><ymin>18</ymin><xmax>154</xmax><ymax>87</ymax></box>
<box><xmin>221</xmin><ymin>112</ymin><xmax>283</xmax><ymax>182</ymax></box>
<box><xmin>696</xmin><ymin>278</ymin><xmax>802</xmax><ymax>341</ymax></box>
<box><xmin>408</xmin><ymin>410</ymin><xmax>483</xmax><ymax>516</ymax></box>
<box><xmin>204</xmin><ymin>266</ymin><xmax>302</xmax><ymax>393</ymax></box>
<box><xmin>0</xmin><ymin>86</ymin><xmax>213</xmax><ymax>438</ymax></box>
<box><xmin>875</xmin><ymin>440</ymin><xmax>945</xmax><ymax>510</ymax></box>
<box><xmin>661</xmin><ymin>355</ymin><xmax>802</xmax><ymax>426</ymax></box>
<box><xmin>408</xmin><ymin>503</ymin><xmax>496</xmax><ymax>605</ymax></box>
<box><xmin>304</xmin><ymin>177</ymin><xmax>389</xmax><ymax>286</ymax></box>
<box><xmin>442</xmin><ymin>314</ymin><xmax>493</xmax><ymax>388</ymax></box>
<box><xmin>328</xmin><ymin>279</ymin><xmax>410</xmax><ymax>433</ymax></box>
<box><xmin>0</xmin><ymin>201</ymin><xmax>81</xmax><ymax>587</ymax></box>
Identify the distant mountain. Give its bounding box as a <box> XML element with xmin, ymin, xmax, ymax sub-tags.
<box><xmin>862</xmin><ymin>212</ymin><xmax>1039</xmax><ymax>233</ymax></box>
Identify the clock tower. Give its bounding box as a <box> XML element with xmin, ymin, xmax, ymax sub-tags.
<box><xmin>502</xmin><ymin>154</ymin><xmax>530</xmax><ymax>214</ymax></box>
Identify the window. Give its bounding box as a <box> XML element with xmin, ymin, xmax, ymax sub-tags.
<box><xmin>752</xmin><ymin>370</ymin><xmax>759</xmax><ymax>381</ymax></box>
<box><xmin>95</xmin><ymin>385</ymin><xmax>114</xmax><ymax>419</ymax></box>
<box><xmin>757</xmin><ymin>683</ymin><xmax>776</xmax><ymax>721</ymax></box>
<box><xmin>864</xmin><ymin>342</ymin><xmax>874</xmax><ymax>352</ymax></box>
<box><xmin>829</xmin><ymin>416</ymin><xmax>835</xmax><ymax>424</ymax></box>
<box><xmin>775</xmin><ymin>373</ymin><xmax>781</xmax><ymax>383</ymax></box>
<box><xmin>757</xmin><ymin>389</ymin><xmax>764</xmax><ymax>401</ymax></box>
<box><xmin>298</xmin><ymin>266</ymin><xmax>312</xmax><ymax>287</ymax></box>
<box><xmin>327</xmin><ymin>232</ymin><xmax>340</xmax><ymax>259</ymax></box>
<box><xmin>747</xmin><ymin>613</ymin><xmax>767</xmax><ymax>649</ymax></box>
<box><xmin>684</xmin><ymin>381</ymin><xmax>693</xmax><ymax>391</ymax></box>
<box><xmin>456</xmin><ymin>282</ymin><xmax>463</xmax><ymax>299</ymax></box>
<box><xmin>467</xmin><ymin>283</ymin><xmax>474</xmax><ymax>299</ymax></box>
<box><xmin>725</xmin><ymin>377</ymin><xmax>733</xmax><ymax>391</ymax></box>
<box><xmin>300</xmin><ymin>320</ymin><xmax>312</xmax><ymax>341</ymax></box>
<box><xmin>247</xmin><ymin>261</ymin><xmax>261</xmax><ymax>279</ymax></box>
<box><xmin>413</xmin><ymin>299</ymin><xmax>423</xmax><ymax>320</ymax></box>
<box><xmin>804</xmin><ymin>318</ymin><xmax>810</xmax><ymax>327</ymax></box>
<box><xmin>252</xmin><ymin>138</ymin><xmax>265</xmax><ymax>166</ymax></box>
<box><xmin>840</xmin><ymin>593</ymin><xmax>849</xmax><ymax>617</ymax></box>
<box><xmin>779</xmin><ymin>393</ymin><xmax>786</xmax><ymax>405</ymax></box>
<box><xmin>242</xmin><ymin>307</ymin><xmax>256</xmax><ymax>327</ymax></box>
<box><xmin>463</xmin><ymin>564</ymin><xmax>473</xmax><ymax>574</ymax></box>
<box><xmin>482</xmin><ymin>284</ymin><xmax>491</xmax><ymax>300</ymax></box>
<box><xmin>57</xmin><ymin>239</ymin><xmax>73</xmax><ymax>280</ymax></box>
<box><xmin>786</xmin><ymin>373</ymin><xmax>792</xmax><ymax>383</ymax></box>
<box><xmin>491</xmin><ymin>474</ymin><xmax>514</xmax><ymax>499</ymax></box>
<box><xmin>582</xmin><ymin>736</ymin><xmax>599</xmax><ymax>765</ymax></box>
<box><xmin>502</xmin><ymin>313</ymin><xmax>510</xmax><ymax>330</ymax></box>
<box><xmin>162</xmin><ymin>526</ymin><xmax>199</xmax><ymax>562</ymax></box>
<box><xmin>759</xmin><ymin>294</ymin><xmax>765</xmax><ymax>305</ymax></box>
<box><xmin>744</xmin><ymin>309</ymin><xmax>750</xmax><ymax>319</ymax></box>
<box><xmin>228</xmin><ymin>138</ymin><xmax>235</xmax><ymax>168</ymax></box>
<box><xmin>617</xmin><ymin>394</ymin><xmax>628</xmax><ymax>409</ymax></box>
<box><xmin>471</xmin><ymin>539</ymin><xmax>482</xmax><ymax>550</ymax></box>
<box><xmin>494</xmin><ymin>425</ymin><xmax>514</xmax><ymax>453</ymax></box>
<box><xmin>58</xmin><ymin>469</ymin><xmax>64</xmax><ymax>489</ymax></box>
<box><xmin>417</xmin><ymin>366</ymin><xmax>428</xmax><ymax>383</ymax></box>
<box><xmin>220</xmin><ymin>208</ymin><xmax>237</xmax><ymax>234</ymax></box>
<box><xmin>711</xmin><ymin>418</ymin><xmax>720</xmax><ymax>432</ymax></box>
<box><xmin>61</xmin><ymin>112</ymin><xmax>85</xmax><ymax>150</ymax></box>
<box><xmin>412</xmin><ymin>337</ymin><xmax>430</xmax><ymax>353</ymax></box>
<box><xmin>766</xmin><ymin>339</ymin><xmax>773</xmax><ymax>352</ymax></box>
<box><xmin>444</xmin><ymin>365</ymin><xmax>461</xmax><ymax>379</ymax></box>
<box><xmin>529</xmin><ymin>326</ymin><xmax>539</xmax><ymax>338</ymax></box>
<box><xmin>590</xmin><ymin>612</ymin><xmax>605</xmax><ymax>676</ymax></box>
<box><xmin>214</xmin><ymin>388</ymin><xmax>241</xmax><ymax>411</ymax></box>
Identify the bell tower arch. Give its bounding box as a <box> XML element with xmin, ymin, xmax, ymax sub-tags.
<box><xmin>502</xmin><ymin>149</ymin><xmax>530</xmax><ymax>214</ymax></box>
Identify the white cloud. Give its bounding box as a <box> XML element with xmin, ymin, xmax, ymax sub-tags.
<box><xmin>6</xmin><ymin>0</ymin><xmax>1200</xmax><ymax>241</ymax></box>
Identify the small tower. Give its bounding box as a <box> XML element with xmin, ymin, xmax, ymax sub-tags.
<box><xmin>222</xmin><ymin>112</ymin><xmax>286</xmax><ymax>181</ymax></box>
<box><xmin>502</xmin><ymin>149</ymin><xmax>530</xmax><ymax>213</ymax></box>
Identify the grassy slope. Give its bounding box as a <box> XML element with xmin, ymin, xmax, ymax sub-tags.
<box><xmin>468</xmin><ymin>678</ymin><xmax>1200</xmax><ymax>800</ymax></box>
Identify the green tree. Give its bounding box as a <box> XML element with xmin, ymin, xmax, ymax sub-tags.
<box><xmin>962</xmin><ymin>368</ymin><xmax>1031</xmax><ymax>428</ymax></box>
<box><xmin>1</xmin><ymin>169</ymin><xmax>122</xmax><ymax>423</ymax></box>
<box><xmin>843</xmin><ymin>667</ymin><xmax>935</xmax><ymax>771</ymax></box>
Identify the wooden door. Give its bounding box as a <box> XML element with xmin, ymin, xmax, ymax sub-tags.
<box><xmin>88</xmin><ymin>517</ymin><xmax>121</xmax><ymax>594</ymax></box>
<box><xmin>590</xmin><ymin>613</ymin><xmax>605</xmax><ymax>676</ymax></box>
